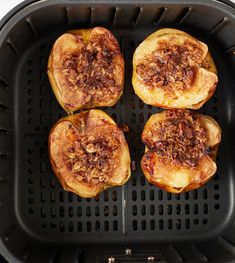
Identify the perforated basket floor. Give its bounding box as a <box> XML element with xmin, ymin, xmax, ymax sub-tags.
<box><xmin>15</xmin><ymin>27</ymin><xmax>231</xmax><ymax>244</ymax></box>
<box><xmin>1</xmin><ymin>1</ymin><xmax>235</xmax><ymax>262</ymax></box>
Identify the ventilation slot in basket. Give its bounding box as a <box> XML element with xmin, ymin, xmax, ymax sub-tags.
<box><xmin>154</xmin><ymin>7</ymin><xmax>168</xmax><ymax>25</ymax></box>
<box><xmin>132</xmin><ymin>7</ymin><xmax>141</xmax><ymax>26</ymax></box>
<box><xmin>25</xmin><ymin>18</ymin><xmax>38</xmax><ymax>38</ymax></box>
<box><xmin>209</xmin><ymin>17</ymin><xmax>229</xmax><ymax>35</ymax></box>
<box><xmin>6</xmin><ymin>39</ymin><xmax>19</xmax><ymax>55</ymax></box>
<box><xmin>175</xmin><ymin>7</ymin><xmax>192</xmax><ymax>25</ymax></box>
<box><xmin>226</xmin><ymin>44</ymin><xmax>235</xmax><ymax>54</ymax></box>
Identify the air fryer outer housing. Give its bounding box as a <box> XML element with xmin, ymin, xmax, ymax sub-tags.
<box><xmin>0</xmin><ymin>0</ymin><xmax>235</xmax><ymax>262</ymax></box>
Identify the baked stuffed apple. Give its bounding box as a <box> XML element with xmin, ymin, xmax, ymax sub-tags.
<box><xmin>48</xmin><ymin>110</ymin><xmax>131</xmax><ymax>198</ymax></box>
<box><xmin>141</xmin><ymin>109</ymin><xmax>221</xmax><ymax>193</ymax></box>
<box><xmin>132</xmin><ymin>28</ymin><xmax>218</xmax><ymax>109</ymax></box>
<box><xmin>48</xmin><ymin>27</ymin><xmax>124</xmax><ymax>113</ymax></box>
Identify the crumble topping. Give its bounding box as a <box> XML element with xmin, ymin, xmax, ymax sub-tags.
<box><xmin>61</xmin><ymin>31</ymin><xmax>122</xmax><ymax>105</ymax></box>
<box><xmin>63</xmin><ymin>124</ymin><xmax>121</xmax><ymax>184</ymax></box>
<box><xmin>143</xmin><ymin>110</ymin><xmax>208</xmax><ymax>168</ymax></box>
<box><xmin>136</xmin><ymin>40</ymin><xmax>203</xmax><ymax>92</ymax></box>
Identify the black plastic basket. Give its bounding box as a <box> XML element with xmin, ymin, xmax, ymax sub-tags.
<box><xmin>0</xmin><ymin>0</ymin><xmax>235</xmax><ymax>262</ymax></box>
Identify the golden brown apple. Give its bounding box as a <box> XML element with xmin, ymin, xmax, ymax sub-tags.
<box><xmin>48</xmin><ymin>27</ymin><xmax>124</xmax><ymax>113</ymax></box>
<box><xmin>48</xmin><ymin>110</ymin><xmax>131</xmax><ymax>198</ymax></box>
<box><xmin>132</xmin><ymin>28</ymin><xmax>218</xmax><ymax>109</ymax></box>
<box><xmin>141</xmin><ymin>109</ymin><xmax>221</xmax><ymax>193</ymax></box>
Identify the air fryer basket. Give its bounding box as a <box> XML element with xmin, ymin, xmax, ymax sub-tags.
<box><xmin>0</xmin><ymin>0</ymin><xmax>235</xmax><ymax>262</ymax></box>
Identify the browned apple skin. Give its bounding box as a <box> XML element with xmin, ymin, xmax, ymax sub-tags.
<box><xmin>141</xmin><ymin>110</ymin><xmax>221</xmax><ymax>193</ymax></box>
<box><xmin>48</xmin><ymin>110</ymin><xmax>131</xmax><ymax>198</ymax></box>
<box><xmin>132</xmin><ymin>28</ymin><xmax>218</xmax><ymax>109</ymax></box>
<box><xmin>48</xmin><ymin>27</ymin><xmax>124</xmax><ymax>113</ymax></box>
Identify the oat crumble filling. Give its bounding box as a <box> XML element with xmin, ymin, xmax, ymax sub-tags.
<box><xmin>62</xmin><ymin>123</ymin><xmax>121</xmax><ymax>185</ymax></box>
<box><xmin>61</xmin><ymin>32</ymin><xmax>121</xmax><ymax>104</ymax></box>
<box><xmin>136</xmin><ymin>40</ymin><xmax>204</xmax><ymax>92</ymax></box>
<box><xmin>143</xmin><ymin>110</ymin><xmax>209</xmax><ymax>169</ymax></box>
